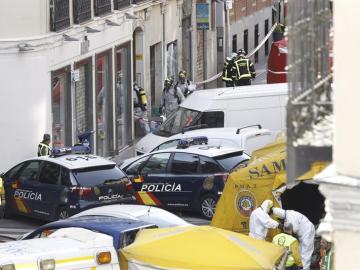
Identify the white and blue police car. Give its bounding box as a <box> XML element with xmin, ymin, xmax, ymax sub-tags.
<box><xmin>121</xmin><ymin>136</ymin><xmax>250</xmax><ymax>219</ymax></box>
<box><xmin>1</xmin><ymin>148</ymin><xmax>134</xmax><ymax>221</ymax></box>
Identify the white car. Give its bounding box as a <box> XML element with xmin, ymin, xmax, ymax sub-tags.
<box><xmin>134</xmin><ymin>125</ymin><xmax>277</xmax><ymax>156</ymax></box>
<box><xmin>71</xmin><ymin>204</ymin><xmax>191</xmax><ymax>228</ymax></box>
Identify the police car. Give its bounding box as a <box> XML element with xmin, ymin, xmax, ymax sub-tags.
<box><xmin>1</xmin><ymin>152</ymin><xmax>134</xmax><ymax>221</ymax></box>
<box><xmin>121</xmin><ymin>137</ymin><xmax>250</xmax><ymax>219</ymax></box>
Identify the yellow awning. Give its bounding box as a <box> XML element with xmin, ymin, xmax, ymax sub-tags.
<box><xmin>120</xmin><ymin>226</ymin><xmax>285</xmax><ymax>270</ymax></box>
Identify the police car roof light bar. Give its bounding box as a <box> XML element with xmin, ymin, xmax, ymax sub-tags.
<box><xmin>177</xmin><ymin>136</ymin><xmax>208</xmax><ymax>149</ymax></box>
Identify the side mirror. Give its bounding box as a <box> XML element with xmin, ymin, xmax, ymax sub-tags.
<box><xmin>0</xmin><ymin>172</ymin><xmax>4</xmax><ymax>178</ymax></box>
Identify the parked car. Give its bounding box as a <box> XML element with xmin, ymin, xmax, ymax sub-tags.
<box><xmin>121</xmin><ymin>139</ymin><xmax>250</xmax><ymax>219</ymax></box>
<box><xmin>22</xmin><ymin>215</ymin><xmax>155</xmax><ymax>245</ymax></box>
<box><xmin>72</xmin><ymin>204</ymin><xmax>190</xmax><ymax>228</ymax></box>
<box><xmin>3</xmin><ymin>216</ymin><xmax>156</xmax><ymax>270</ymax></box>
<box><xmin>1</xmin><ymin>153</ymin><xmax>134</xmax><ymax>221</ymax></box>
<box><xmin>134</xmin><ymin>125</ymin><xmax>277</xmax><ymax>156</ymax></box>
<box><xmin>135</xmin><ymin>83</ymin><xmax>287</xmax><ymax>156</ymax></box>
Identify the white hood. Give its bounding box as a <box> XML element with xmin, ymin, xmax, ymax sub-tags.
<box><xmin>135</xmin><ymin>133</ymin><xmax>167</xmax><ymax>154</ymax></box>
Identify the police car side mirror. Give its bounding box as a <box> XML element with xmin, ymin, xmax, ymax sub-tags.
<box><xmin>0</xmin><ymin>172</ymin><xmax>4</xmax><ymax>178</ymax></box>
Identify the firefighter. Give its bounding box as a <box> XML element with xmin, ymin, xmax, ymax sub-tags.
<box><xmin>222</xmin><ymin>53</ymin><xmax>237</xmax><ymax>87</ymax></box>
<box><xmin>37</xmin><ymin>133</ymin><xmax>51</xmax><ymax>156</ymax></box>
<box><xmin>160</xmin><ymin>77</ymin><xmax>185</xmax><ymax>117</ymax></box>
<box><xmin>133</xmin><ymin>83</ymin><xmax>150</xmax><ymax>135</ymax></box>
<box><xmin>234</xmin><ymin>49</ymin><xmax>256</xmax><ymax>86</ymax></box>
<box><xmin>175</xmin><ymin>70</ymin><xmax>193</xmax><ymax>97</ymax></box>
<box><xmin>273</xmin><ymin>232</ymin><xmax>302</xmax><ymax>270</ymax></box>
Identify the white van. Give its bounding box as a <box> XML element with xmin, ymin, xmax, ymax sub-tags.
<box><xmin>136</xmin><ymin>83</ymin><xmax>287</xmax><ymax>155</ymax></box>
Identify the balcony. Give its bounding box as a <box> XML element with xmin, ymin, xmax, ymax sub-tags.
<box><xmin>73</xmin><ymin>0</ymin><xmax>92</xmax><ymax>24</ymax></box>
<box><xmin>114</xmin><ymin>0</ymin><xmax>131</xmax><ymax>10</ymax></box>
<box><xmin>94</xmin><ymin>0</ymin><xmax>112</xmax><ymax>16</ymax></box>
<box><xmin>50</xmin><ymin>0</ymin><xmax>71</xmax><ymax>31</ymax></box>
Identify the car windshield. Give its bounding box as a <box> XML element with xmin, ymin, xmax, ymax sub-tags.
<box><xmin>72</xmin><ymin>165</ymin><xmax>127</xmax><ymax>187</ymax></box>
<box><xmin>215</xmin><ymin>152</ymin><xmax>250</xmax><ymax>171</ymax></box>
<box><xmin>154</xmin><ymin>107</ymin><xmax>200</xmax><ymax>136</ymax></box>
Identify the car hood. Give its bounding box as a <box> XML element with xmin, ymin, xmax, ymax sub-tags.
<box><xmin>135</xmin><ymin>133</ymin><xmax>167</xmax><ymax>154</ymax></box>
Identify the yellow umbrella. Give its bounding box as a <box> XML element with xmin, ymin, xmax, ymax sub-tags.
<box><xmin>120</xmin><ymin>226</ymin><xmax>285</xmax><ymax>270</ymax></box>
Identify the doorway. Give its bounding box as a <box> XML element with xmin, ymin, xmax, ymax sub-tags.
<box><xmin>150</xmin><ymin>43</ymin><xmax>163</xmax><ymax>115</ymax></box>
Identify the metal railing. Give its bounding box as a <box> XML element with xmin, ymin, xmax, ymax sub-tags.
<box><xmin>94</xmin><ymin>0</ymin><xmax>112</xmax><ymax>16</ymax></box>
<box><xmin>114</xmin><ymin>0</ymin><xmax>131</xmax><ymax>10</ymax></box>
<box><xmin>50</xmin><ymin>0</ymin><xmax>71</xmax><ymax>31</ymax></box>
<box><xmin>73</xmin><ymin>0</ymin><xmax>92</xmax><ymax>23</ymax></box>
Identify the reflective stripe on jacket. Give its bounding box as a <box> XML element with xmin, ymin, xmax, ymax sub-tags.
<box><xmin>234</xmin><ymin>58</ymin><xmax>255</xmax><ymax>80</ymax></box>
<box><xmin>38</xmin><ymin>142</ymin><xmax>50</xmax><ymax>156</ymax></box>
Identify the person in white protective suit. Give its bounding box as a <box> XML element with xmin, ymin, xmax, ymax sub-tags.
<box><xmin>249</xmin><ymin>200</ymin><xmax>279</xmax><ymax>240</ymax></box>
<box><xmin>273</xmin><ymin>208</ymin><xmax>315</xmax><ymax>270</ymax></box>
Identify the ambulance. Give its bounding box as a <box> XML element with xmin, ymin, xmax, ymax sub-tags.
<box><xmin>0</xmin><ymin>227</ymin><xmax>121</xmax><ymax>270</ymax></box>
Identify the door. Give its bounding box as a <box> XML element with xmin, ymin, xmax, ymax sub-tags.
<box><xmin>131</xmin><ymin>153</ymin><xmax>171</xmax><ymax>207</ymax></box>
<box><xmin>150</xmin><ymin>43</ymin><xmax>163</xmax><ymax>113</ymax></box>
<box><xmin>167</xmin><ymin>153</ymin><xmax>202</xmax><ymax>209</ymax></box>
<box><xmin>37</xmin><ymin>161</ymin><xmax>64</xmax><ymax>219</ymax></box>
<box><xmin>7</xmin><ymin>161</ymin><xmax>42</xmax><ymax>217</ymax></box>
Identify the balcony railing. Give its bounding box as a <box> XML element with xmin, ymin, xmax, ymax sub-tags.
<box><xmin>114</xmin><ymin>0</ymin><xmax>131</xmax><ymax>10</ymax></box>
<box><xmin>94</xmin><ymin>0</ymin><xmax>112</xmax><ymax>16</ymax></box>
<box><xmin>73</xmin><ymin>0</ymin><xmax>92</xmax><ymax>24</ymax></box>
<box><xmin>50</xmin><ymin>0</ymin><xmax>71</xmax><ymax>31</ymax></box>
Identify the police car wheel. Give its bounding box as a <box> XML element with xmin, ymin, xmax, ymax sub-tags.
<box><xmin>199</xmin><ymin>194</ymin><xmax>217</xmax><ymax>220</ymax></box>
<box><xmin>56</xmin><ymin>207</ymin><xmax>69</xmax><ymax>220</ymax></box>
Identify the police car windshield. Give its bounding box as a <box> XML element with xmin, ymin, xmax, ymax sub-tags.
<box><xmin>156</xmin><ymin>107</ymin><xmax>200</xmax><ymax>136</ymax></box>
<box><xmin>72</xmin><ymin>165</ymin><xmax>127</xmax><ymax>187</ymax></box>
<box><xmin>215</xmin><ymin>152</ymin><xmax>250</xmax><ymax>172</ymax></box>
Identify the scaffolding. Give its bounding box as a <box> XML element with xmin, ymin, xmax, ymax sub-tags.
<box><xmin>286</xmin><ymin>0</ymin><xmax>333</xmax><ymax>183</ymax></box>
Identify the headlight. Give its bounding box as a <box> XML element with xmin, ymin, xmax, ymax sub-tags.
<box><xmin>39</xmin><ymin>259</ymin><xmax>55</xmax><ymax>270</ymax></box>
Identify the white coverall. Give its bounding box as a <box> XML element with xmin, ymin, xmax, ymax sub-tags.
<box><xmin>273</xmin><ymin>208</ymin><xmax>315</xmax><ymax>270</ymax></box>
<box><xmin>249</xmin><ymin>200</ymin><xmax>279</xmax><ymax>240</ymax></box>
<box><xmin>160</xmin><ymin>87</ymin><xmax>185</xmax><ymax>117</ymax></box>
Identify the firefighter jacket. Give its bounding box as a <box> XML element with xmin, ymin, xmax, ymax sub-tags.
<box><xmin>222</xmin><ymin>58</ymin><xmax>236</xmax><ymax>82</ymax></box>
<box><xmin>234</xmin><ymin>57</ymin><xmax>256</xmax><ymax>81</ymax></box>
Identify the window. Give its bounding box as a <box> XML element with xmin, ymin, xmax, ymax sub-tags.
<box><xmin>254</xmin><ymin>24</ymin><xmax>259</xmax><ymax>63</ymax></box>
<box><xmin>73</xmin><ymin>166</ymin><xmax>126</xmax><ymax>187</ymax></box>
<box><xmin>171</xmin><ymin>153</ymin><xmax>199</xmax><ymax>174</ymax></box>
<box><xmin>94</xmin><ymin>0</ymin><xmax>111</xmax><ymax>16</ymax></box>
<box><xmin>166</xmin><ymin>41</ymin><xmax>178</xmax><ymax>80</ymax></box>
<box><xmin>243</xmin><ymin>29</ymin><xmax>248</xmax><ymax>56</ymax></box>
<box><xmin>215</xmin><ymin>152</ymin><xmax>250</xmax><ymax>172</ymax></box>
<box><xmin>115</xmin><ymin>43</ymin><xmax>132</xmax><ymax>151</ymax></box>
<box><xmin>153</xmin><ymin>140</ymin><xmax>180</xmax><ymax>152</ymax></box>
<box><xmin>74</xmin><ymin>59</ymin><xmax>93</xmax><ymax>145</ymax></box>
<box><xmin>200</xmin><ymin>156</ymin><xmax>223</xmax><ymax>174</ymax></box>
<box><xmin>232</xmin><ymin>34</ymin><xmax>237</xmax><ymax>53</ymax></box>
<box><xmin>51</xmin><ymin>68</ymin><xmax>72</xmax><ymax>148</ymax></box>
<box><xmin>124</xmin><ymin>156</ymin><xmax>150</xmax><ymax>175</ymax></box>
<box><xmin>96</xmin><ymin>51</ymin><xmax>114</xmax><ymax>156</ymax></box>
<box><xmin>61</xmin><ymin>168</ymin><xmax>74</xmax><ymax>186</ymax></box>
<box><xmin>157</xmin><ymin>107</ymin><xmax>200</xmax><ymax>136</ymax></box>
<box><xmin>50</xmin><ymin>0</ymin><xmax>70</xmax><ymax>32</ymax></box>
<box><xmin>73</xmin><ymin>0</ymin><xmax>92</xmax><ymax>24</ymax></box>
<box><xmin>194</xmin><ymin>111</ymin><xmax>224</xmax><ymax>128</ymax></box>
<box><xmin>5</xmin><ymin>163</ymin><xmax>25</xmax><ymax>181</ymax></box>
<box><xmin>141</xmin><ymin>153</ymin><xmax>171</xmax><ymax>174</ymax></box>
<box><xmin>39</xmin><ymin>163</ymin><xmax>61</xmax><ymax>185</ymax></box>
<box><xmin>18</xmin><ymin>161</ymin><xmax>41</xmax><ymax>182</ymax></box>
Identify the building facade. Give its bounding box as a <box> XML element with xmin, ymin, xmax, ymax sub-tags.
<box><xmin>0</xmin><ymin>0</ymin><xmax>186</xmax><ymax>171</ymax></box>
